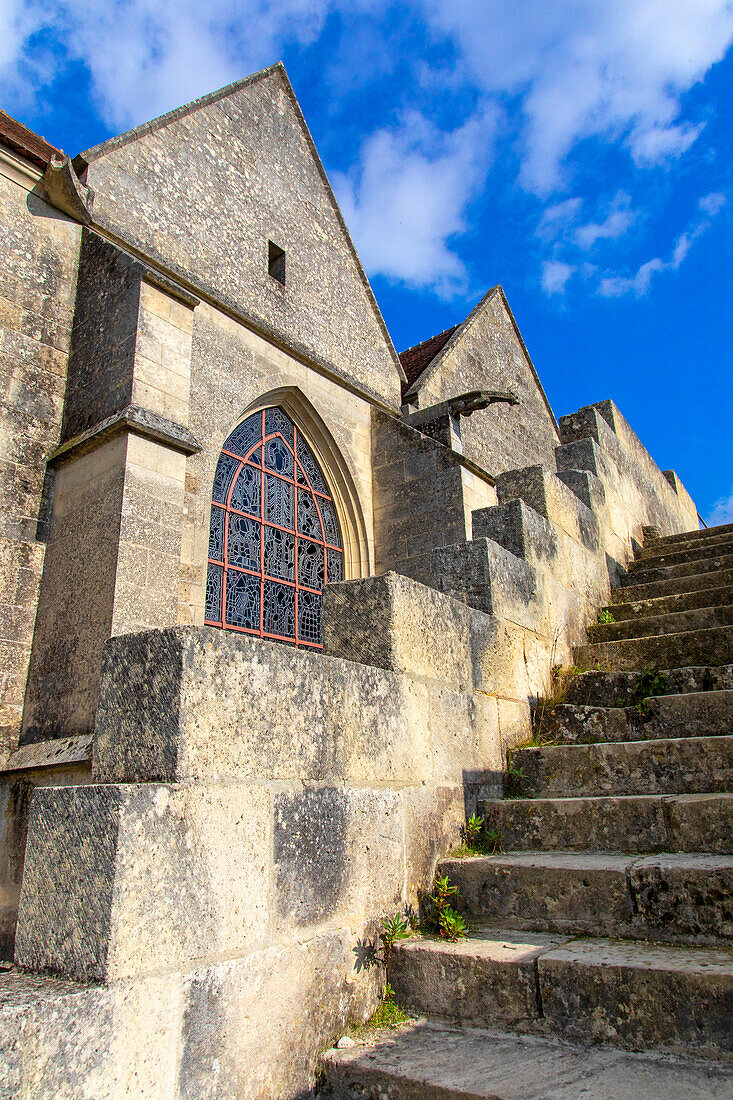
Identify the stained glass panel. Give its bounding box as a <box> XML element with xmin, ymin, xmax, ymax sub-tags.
<box><xmin>205</xmin><ymin>406</ymin><xmax>342</xmax><ymax>647</ymax></box>
<box><xmin>264</xmin><ymin>525</ymin><xmax>295</xmax><ymax>581</ymax></box>
<box><xmin>225</xmin><ymin>570</ymin><xmax>260</xmax><ymax>630</ymax></box>
<box><xmin>224</xmin><ymin>414</ymin><xmax>262</xmax><ymax>460</ymax></box>
<box><xmin>227</xmin><ymin>514</ymin><xmax>260</xmax><ymax>572</ymax></box>
<box><xmin>297</xmin><ymin>489</ymin><xmax>322</xmax><ymax>540</ymax></box>
<box><xmin>265</xmin><ymin>473</ymin><xmax>294</xmax><ymax>529</ymax></box>
<box><xmin>212</xmin><ymin>453</ymin><xmax>240</xmax><ymax>504</ymax></box>
<box><xmin>230</xmin><ymin>464</ymin><xmax>260</xmax><ymax>515</ymax></box>
<box><xmin>298</xmin><ymin>540</ymin><xmax>324</xmax><ymax>589</ymax></box>
<box><xmin>205</xmin><ymin>564</ymin><xmax>223</xmax><ymax>621</ymax></box>
<box><xmin>208</xmin><ymin>504</ymin><xmax>224</xmax><ymax>562</ymax></box>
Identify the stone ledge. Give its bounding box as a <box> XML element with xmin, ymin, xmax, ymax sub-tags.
<box><xmin>0</xmin><ymin>735</ymin><xmax>92</xmax><ymax>775</ymax></box>
<box><xmin>48</xmin><ymin>404</ymin><xmax>201</xmax><ymax>466</ymax></box>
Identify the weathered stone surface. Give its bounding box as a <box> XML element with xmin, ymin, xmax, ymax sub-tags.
<box><xmin>610</xmin><ymin>583</ymin><xmax>733</xmax><ymax>620</ymax></box>
<box><xmin>587</xmin><ymin>603</ymin><xmax>733</xmax><ymax>644</ymax></box>
<box><xmin>478</xmin><ymin>792</ymin><xmax>733</xmax><ymax>853</ymax></box>
<box><xmin>576</xmin><ymin>625</ymin><xmax>733</xmax><ymax>673</ymax></box>
<box><xmin>321</xmin><ymin>1019</ymin><xmax>733</xmax><ymax>1099</ymax></box>
<box><xmin>440</xmin><ymin>852</ymin><xmax>733</xmax><ymax>945</ymax></box>
<box><xmin>538</xmin><ymin>936</ymin><xmax>733</xmax><ymax>1055</ymax></box>
<box><xmin>390</xmin><ymin>930</ymin><xmax>566</xmax><ymax>1027</ymax></box>
<box><xmin>564</xmin><ymin>669</ymin><xmax>733</xmax><ymax>709</ymax></box>
<box><xmin>513</xmin><ymin>735</ymin><xmax>733</xmax><ymax>797</ymax></box>
<box><xmin>616</xmin><ymin>568</ymin><xmax>733</xmax><ymax>604</ymax></box>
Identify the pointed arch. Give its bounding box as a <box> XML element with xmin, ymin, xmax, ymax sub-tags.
<box><xmin>205</xmin><ymin>388</ymin><xmax>369</xmax><ymax>648</ymax></box>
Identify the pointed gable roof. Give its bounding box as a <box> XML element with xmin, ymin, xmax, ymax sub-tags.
<box><xmin>399</xmin><ymin>326</ymin><xmax>458</xmax><ymax>392</ymax></box>
<box><xmin>72</xmin><ymin>62</ymin><xmax>405</xmax><ymax>405</ymax></box>
<box><xmin>402</xmin><ymin>285</ymin><xmax>559</xmax><ymax>434</ymax></box>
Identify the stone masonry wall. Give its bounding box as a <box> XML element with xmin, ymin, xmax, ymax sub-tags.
<box><xmin>10</xmin><ymin>584</ymin><xmax>504</xmax><ymax>1097</ymax></box>
<box><xmin>0</xmin><ymin>160</ymin><xmax>81</xmax><ymax>754</ymax></box>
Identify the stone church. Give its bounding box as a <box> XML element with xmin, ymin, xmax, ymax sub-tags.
<box><xmin>1</xmin><ymin>62</ymin><xmax>730</xmax><ymax>1098</ymax></box>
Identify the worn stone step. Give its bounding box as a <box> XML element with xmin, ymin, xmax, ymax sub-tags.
<box><xmin>614</xmin><ymin>568</ymin><xmax>733</xmax><ymax>604</ymax></box>
<box><xmin>609</xmin><ymin>584</ymin><xmax>733</xmax><ymax>622</ymax></box>
<box><xmin>575</xmin><ymin>624</ymin><xmax>733</xmax><ymax>673</ymax></box>
<box><xmin>564</xmin><ymin>669</ymin><xmax>733</xmax><ymax>708</ymax></box>
<box><xmin>645</xmin><ymin>522</ymin><xmax>733</xmax><ymax>550</ymax></box>
<box><xmin>477</xmin><ymin>792</ymin><xmax>733</xmax><ymax>853</ymax></box>
<box><xmin>588</xmin><ymin>604</ymin><xmax>733</xmax><ymax>643</ymax></box>
<box><xmin>536</xmin><ymin>690</ymin><xmax>733</xmax><ymax>744</ymax></box>
<box><xmin>635</xmin><ymin>538</ymin><xmax>733</xmax><ymax>568</ymax></box>
<box><xmin>321</xmin><ymin>1020</ymin><xmax>733</xmax><ymax>1099</ymax></box>
<box><xmin>438</xmin><ymin>852</ymin><xmax>733</xmax><ymax>945</ymax></box>
<box><xmin>511</xmin><ymin>735</ymin><xmax>733</xmax><ymax>798</ymax></box>
<box><xmin>388</xmin><ymin>931</ymin><xmax>733</xmax><ymax>1056</ymax></box>
<box><xmin>623</xmin><ymin>553</ymin><xmax>733</xmax><ymax>588</ymax></box>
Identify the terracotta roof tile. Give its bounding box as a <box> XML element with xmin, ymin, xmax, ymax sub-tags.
<box><xmin>0</xmin><ymin>110</ymin><xmax>62</xmax><ymax>170</ymax></box>
<box><xmin>398</xmin><ymin>325</ymin><xmax>459</xmax><ymax>392</ymax></box>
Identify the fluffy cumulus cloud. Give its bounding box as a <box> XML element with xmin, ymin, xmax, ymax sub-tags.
<box><xmin>0</xmin><ymin>0</ymin><xmax>731</xmax><ymax>295</ymax></box>
<box><xmin>333</xmin><ymin>106</ymin><xmax>498</xmax><ymax>296</ymax></box>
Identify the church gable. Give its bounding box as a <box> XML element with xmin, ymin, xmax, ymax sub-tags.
<box><xmin>403</xmin><ymin>287</ymin><xmax>560</xmax><ymax>478</ymax></box>
<box><xmin>76</xmin><ymin>65</ymin><xmax>403</xmax><ymax>409</ymax></box>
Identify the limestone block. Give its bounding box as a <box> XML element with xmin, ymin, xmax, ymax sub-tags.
<box><xmin>322</xmin><ymin>571</ymin><xmax>472</xmax><ymax>688</ymax></box>
<box><xmin>496</xmin><ymin>465</ymin><xmax>599</xmax><ymax>550</ymax></box>
<box><xmin>433</xmin><ymin>537</ymin><xmax>546</xmax><ymax>633</ymax></box>
<box><xmin>94</xmin><ymin>627</ymin><xmax>437</xmax><ymax>786</ymax></box>
<box><xmin>472</xmin><ymin>499</ymin><xmax>560</xmax><ymax>572</ymax></box>
<box><xmin>469</xmin><ymin>614</ymin><xmax>552</xmax><ymax>701</ymax></box>
<box><xmin>178</xmin><ymin>932</ymin><xmax>357</xmax><ymax>1099</ymax></box>
<box><xmin>399</xmin><ymin>785</ymin><xmax>466</xmax><ymax>901</ymax></box>
<box><xmin>14</xmin><ymin>780</ymin><xmax>271</xmax><ymax>981</ymax></box>
<box><xmin>273</xmin><ymin>786</ymin><xmax>403</xmax><ymax>928</ymax></box>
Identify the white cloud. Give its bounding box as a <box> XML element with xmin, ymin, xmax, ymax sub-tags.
<box><xmin>537</xmin><ymin>197</ymin><xmax>583</xmax><ymax>241</ymax></box>
<box><xmin>574</xmin><ymin>192</ymin><xmax>637</xmax><ymax>250</ymax></box>
<box><xmin>423</xmin><ymin>0</ymin><xmax>733</xmax><ymax>194</ymax></box>
<box><xmin>706</xmin><ymin>488</ymin><xmax>733</xmax><ymax>526</ymax></box>
<box><xmin>598</xmin><ymin>191</ymin><xmax>726</xmax><ymax>296</ymax></box>
<box><xmin>333</xmin><ymin>106</ymin><xmax>498</xmax><ymax>296</ymax></box>
<box><xmin>541</xmin><ymin>260</ymin><xmax>574</xmax><ymax>295</ymax></box>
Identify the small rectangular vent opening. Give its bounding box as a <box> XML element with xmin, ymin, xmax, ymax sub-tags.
<box><xmin>268</xmin><ymin>240</ymin><xmax>286</xmax><ymax>285</ymax></box>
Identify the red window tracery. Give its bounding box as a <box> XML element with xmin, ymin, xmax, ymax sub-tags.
<box><xmin>205</xmin><ymin>407</ymin><xmax>343</xmax><ymax>648</ymax></box>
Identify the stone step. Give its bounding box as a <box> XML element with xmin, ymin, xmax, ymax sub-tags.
<box><xmin>387</xmin><ymin>931</ymin><xmax>733</xmax><ymax>1056</ymax></box>
<box><xmin>609</xmin><ymin>584</ymin><xmax>733</xmax><ymax>622</ymax></box>
<box><xmin>635</xmin><ymin>538</ymin><xmax>733</xmax><ymax>568</ymax></box>
<box><xmin>614</xmin><ymin>568</ymin><xmax>733</xmax><ymax>604</ymax></box>
<box><xmin>536</xmin><ymin>690</ymin><xmax>733</xmax><ymax>744</ymax></box>
<box><xmin>564</xmin><ymin>669</ymin><xmax>733</xmax><ymax>708</ymax></box>
<box><xmin>647</xmin><ymin>522</ymin><xmax>733</xmax><ymax>549</ymax></box>
<box><xmin>511</xmin><ymin>735</ymin><xmax>733</xmax><ymax>798</ymax></box>
<box><xmin>438</xmin><ymin>852</ymin><xmax>733</xmax><ymax>945</ymax></box>
<box><xmin>588</xmin><ymin>604</ymin><xmax>733</xmax><ymax>644</ymax></box>
<box><xmin>623</xmin><ymin>553</ymin><xmax>733</xmax><ymax>588</ymax></box>
<box><xmin>575</xmin><ymin>624</ymin><xmax>733</xmax><ymax>673</ymax></box>
<box><xmin>477</xmin><ymin>792</ymin><xmax>733</xmax><ymax>853</ymax></box>
<box><xmin>321</xmin><ymin>1020</ymin><xmax>733</xmax><ymax>1100</ymax></box>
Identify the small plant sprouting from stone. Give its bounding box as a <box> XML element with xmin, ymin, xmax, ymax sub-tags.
<box><xmin>505</xmin><ymin>761</ymin><xmax>527</xmax><ymax>798</ymax></box>
<box><xmin>597</xmin><ymin>608</ymin><xmax>616</xmax><ymax>625</ymax></box>
<box><xmin>455</xmin><ymin>811</ymin><xmax>502</xmax><ymax>856</ymax></box>
<box><xmin>366</xmin><ymin>983</ymin><xmax>408</xmax><ymax>1028</ymax></box>
<box><xmin>378</xmin><ymin>914</ymin><xmax>411</xmax><ymax>968</ymax></box>
<box><xmin>631</xmin><ymin>666</ymin><xmax>669</xmax><ymax>717</ymax></box>
<box><xmin>465</xmin><ymin>813</ymin><xmax>484</xmax><ymax>847</ymax></box>
<box><xmin>419</xmin><ymin>874</ymin><xmax>468</xmax><ymax>942</ymax></box>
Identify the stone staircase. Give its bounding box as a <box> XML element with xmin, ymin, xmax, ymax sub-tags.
<box><xmin>321</xmin><ymin>523</ymin><xmax>733</xmax><ymax>1098</ymax></box>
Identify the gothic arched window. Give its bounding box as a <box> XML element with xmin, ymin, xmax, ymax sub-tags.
<box><xmin>205</xmin><ymin>407</ymin><xmax>344</xmax><ymax>648</ymax></box>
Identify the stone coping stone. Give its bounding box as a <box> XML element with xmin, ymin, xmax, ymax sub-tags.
<box><xmin>478</xmin><ymin>792</ymin><xmax>733</xmax><ymax>853</ymax></box>
<box><xmin>0</xmin><ymin>735</ymin><xmax>93</xmax><ymax>774</ymax></box>
<box><xmin>438</xmin><ymin>851</ymin><xmax>733</xmax><ymax>945</ymax></box>
<box><xmin>321</xmin><ymin>1019</ymin><xmax>733</xmax><ymax>1099</ymax></box>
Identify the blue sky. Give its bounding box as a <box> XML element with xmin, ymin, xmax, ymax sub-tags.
<box><xmin>2</xmin><ymin>0</ymin><xmax>732</xmax><ymax>522</ymax></box>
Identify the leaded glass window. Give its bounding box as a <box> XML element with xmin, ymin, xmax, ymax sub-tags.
<box><xmin>205</xmin><ymin>408</ymin><xmax>344</xmax><ymax>648</ymax></box>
